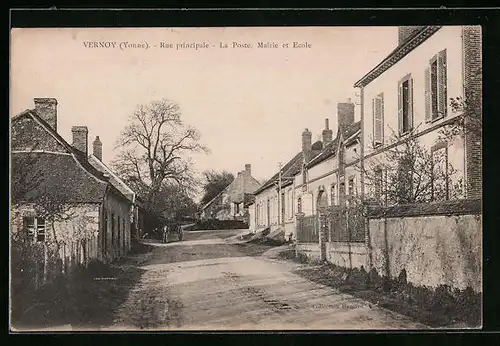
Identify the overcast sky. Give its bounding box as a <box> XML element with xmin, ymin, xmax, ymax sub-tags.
<box><xmin>11</xmin><ymin>27</ymin><xmax>397</xmax><ymax>198</ymax></box>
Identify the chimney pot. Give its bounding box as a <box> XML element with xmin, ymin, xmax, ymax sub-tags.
<box><xmin>398</xmin><ymin>26</ymin><xmax>425</xmax><ymax>45</ymax></box>
<box><xmin>322</xmin><ymin>118</ymin><xmax>333</xmax><ymax>146</ymax></box>
<box><xmin>72</xmin><ymin>126</ymin><xmax>89</xmax><ymax>156</ymax></box>
<box><xmin>245</xmin><ymin>164</ymin><xmax>251</xmax><ymax>175</ymax></box>
<box><xmin>34</xmin><ymin>98</ymin><xmax>58</xmax><ymax>131</ymax></box>
<box><xmin>302</xmin><ymin>128</ymin><xmax>312</xmax><ymax>161</ymax></box>
<box><xmin>337</xmin><ymin>101</ymin><xmax>355</xmax><ymax>130</ymax></box>
<box><xmin>93</xmin><ymin>135</ymin><xmax>103</xmax><ymax>161</ymax></box>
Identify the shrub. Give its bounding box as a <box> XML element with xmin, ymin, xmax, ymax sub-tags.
<box><xmin>192</xmin><ymin>219</ymin><xmax>248</xmax><ymax>230</ymax></box>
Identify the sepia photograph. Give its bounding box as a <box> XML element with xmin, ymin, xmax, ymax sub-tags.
<box><xmin>9</xmin><ymin>24</ymin><xmax>482</xmax><ymax>331</ymax></box>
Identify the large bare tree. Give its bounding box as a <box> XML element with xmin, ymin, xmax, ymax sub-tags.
<box><xmin>112</xmin><ymin>99</ymin><xmax>208</xmax><ymax>219</ymax></box>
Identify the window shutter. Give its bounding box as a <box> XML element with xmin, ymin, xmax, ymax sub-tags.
<box><xmin>438</xmin><ymin>49</ymin><xmax>447</xmax><ymax>118</ymax></box>
<box><xmin>374</xmin><ymin>94</ymin><xmax>383</xmax><ymax>145</ymax></box>
<box><xmin>408</xmin><ymin>77</ymin><xmax>414</xmax><ymax>131</ymax></box>
<box><xmin>425</xmin><ymin>67</ymin><xmax>431</xmax><ymax>123</ymax></box>
<box><xmin>398</xmin><ymin>82</ymin><xmax>403</xmax><ymax>135</ymax></box>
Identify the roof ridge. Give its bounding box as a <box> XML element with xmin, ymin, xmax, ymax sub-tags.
<box><xmin>18</xmin><ymin>109</ymin><xmax>117</xmax><ymax>189</ymax></box>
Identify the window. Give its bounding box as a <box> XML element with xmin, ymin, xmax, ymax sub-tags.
<box><xmin>339</xmin><ymin>181</ymin><xmax>346</xmax><ymax>205</ymax></box>
<box><xmin>331</xmin><ymin>184</ymin><xmax>337</xmax><ymax>205</ymax></box>
<box><xmin>372</xmin><ymin>93</ymin><xmax>384</xmax><ymax>147</ymax></box>
<box><xmin>235</xmin><ymin>203</ymin><xmax>240</xmax><ymax>214</ymax></box>
<box><xmin>348</xmin><ymin>176</ymin><xmax>356</xmax><ymax>196</ymax></box>
<box><xmin>297</xmin><ymin>197</ymin><xmax>302</xmax><ymax>213</ymax></box>
<box><xmin>432</xmin><ymin>143</ymin><xmax>449</xmax><ymax>201</ymax></box>
<box><xmin>426</xmin><ymin>49</ymin><xmax>447</xmax><ymax>122</ymax></box>
<box><xmin>23</xmin><ymin>216</ymin><xmax>46</xmax><ymax>242</ymax></box>
<box><xmin>398</xmin><ymin>74</ymin><xmax>414</xmax><ymax>135</ymax></box>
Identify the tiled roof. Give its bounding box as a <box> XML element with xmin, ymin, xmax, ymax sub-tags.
<box><xmin>12</xmin><ymin>110</ymin><xmax>131</xmax><ymax>204</ymax></box>
<box><xmin>11</xmin><ymin>152</ymin><xmax>108</xmax><ymax>204</ymax></box>
<box><xmin>89</xmin><ymin>155</ymin><xmax>135</xmax><ymax>203</ymax></box>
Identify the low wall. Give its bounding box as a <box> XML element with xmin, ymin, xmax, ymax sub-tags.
<box><xmin>327</xmin><ymin>242</ymin><xmax>368</xmax><ymax>269</ymax></box>
<box><xmin>368</xmin><ymin>200</ymin><xmax>482</xmax><ymax>292</ymax></box>
<box><xmin>296</xmin><ymin>243</ymin><xmax>321</xmax><ymax>262</ymax></box>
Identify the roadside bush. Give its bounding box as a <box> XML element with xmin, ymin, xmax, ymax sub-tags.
<box><xmin>278</xmin><ymin>249</ymin><xmax>296</xmax><ymax>260</ymax></box>
<box><xmin>296</xmin><ymin>262</ymin><xmax>482</xmax><ymax>328</ymax></box>
<box><xmin>192</xmin><ymin>219</ymin><xmax>248</xmax><ymax>230</ymax></box>
<box><xmin>296</xmin><ymin>252</ymin><xmax>309</xmax><ymax>264</ymax></box>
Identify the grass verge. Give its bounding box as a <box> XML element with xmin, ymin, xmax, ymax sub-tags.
<box><xmin>279</xmin><ymin>248</ymin><xmax>481</xmax><ymax>328</ymax></box>
<box><xmin>11</xmin><ymin>259</ymin><xmax>146</xmax><ymax>330</ymax></box>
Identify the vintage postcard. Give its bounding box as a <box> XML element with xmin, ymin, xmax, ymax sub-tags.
<box><xmin>10</xmin><ymin>25</ymin><xmax>482</xmax><ymax>332</ymax></box>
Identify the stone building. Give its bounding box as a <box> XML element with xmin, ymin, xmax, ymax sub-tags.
<box><xmin>200</xmin><ymin>164</ymin><xmax>261</xmax><ymax>221</ymax></box>
<box><xmin>11</xmin><ymin>98</ymin><xmax>133</xmax><ymax>275</ymax></box>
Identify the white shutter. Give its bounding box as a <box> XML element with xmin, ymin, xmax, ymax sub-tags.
<box><xmin>425</xmin><ymin>67</ymin><xmax>432</xmax><ymax>123</ymax></box>
<box><xmin>398</xmin><ymin>81</ymin><xmax>404</xmax><ymax>135</ymax></box>
<box><xmin>437</xmin><ymin>49</ymin><xmax>448</xmax><ymax>118</ymax></box>
<box><xmin>408</xmin><ymin>77</ymin><xmax>414</xmax><ymax>131</ymax></box>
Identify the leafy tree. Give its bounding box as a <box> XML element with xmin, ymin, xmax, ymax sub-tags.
<box><xmin>200</xmin><ymin>170</ymin><xmax>234</xmax><ymax>207</ymax></box>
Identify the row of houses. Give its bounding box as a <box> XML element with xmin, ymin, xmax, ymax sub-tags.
<box><xmin>11</xmin><ymin>98</ymin><xmax>148</xmax><ymax>280</ymax></box>
<box><xmin>245</xmin><ymin>26</ymin><xmax>482</xmax><ymax>291</ymax></box>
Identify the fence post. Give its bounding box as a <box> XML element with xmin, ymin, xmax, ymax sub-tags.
<box><xmin>318</xmin><ymin>208</ymin><xmax>327</xmax><ymax>262</ymax></box>
<box><xmin>295</xmin><ymin>212</ymin><xmax>304</xmax><ymax>257</ymax></box>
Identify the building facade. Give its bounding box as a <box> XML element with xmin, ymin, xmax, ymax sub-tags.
<box><xmin>200</xmin><ymin>164</ymin><xmax>262</xmax><ymax>221</ymax></box>
<box><xmin>11</xmin><ymin>98</ymin><xmax>133</xmax><ymax>274</ymax></box>
<box><xmin>354</xmin><ymin>25</ymin><xmax>482</xmax><ymax>203</ymax></box>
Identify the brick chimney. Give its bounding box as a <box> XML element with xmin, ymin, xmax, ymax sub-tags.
<box><xmin>398</xmin><ymin>26</ymin><xmax>425</xmax><ymax>45</ymax></box>
<box><xmin>93</xmin><ymin>136</ymin><xmax>103</xmax><ymax>161</ymax></box>
<box><xmin>337</xmin><ymin>101</ymin><xmax>355</xmax><ymax>130</ymax></box>
<box><xmin>302</xmin><ymin>128</ymin><xmax>312</xmax><ymax>161</ymax></box>
<box><xmin>322</xmin><ymin>118</ymin><xmax>333</xmax><ymax>146</ymax></box>
<box><xmin>34</xmin><ymin>98</ymin><xmax>58</xmax><ymax>131</ymax></box>
<box><xmin>245</xmin><ymin>164</ymin><xmax>251</xmax><ymax>176</ymax></box>
<box><xmin>72</xmin><ymin>126</ymin><xmax>88</xmax><ymax>155</ymax></box>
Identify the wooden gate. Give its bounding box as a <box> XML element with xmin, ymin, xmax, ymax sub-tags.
<box><xmin>296</xmin><ymin>214</ymin><xmax>319</xmax><ymax>243</ymax></box>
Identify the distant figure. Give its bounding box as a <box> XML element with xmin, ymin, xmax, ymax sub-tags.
<box><xmin>162</xmin><ymin>225</ymin><xmax>169</xmax><ymax>243</ymax></box>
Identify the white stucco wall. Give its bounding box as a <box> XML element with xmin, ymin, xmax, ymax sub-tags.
<box><xmin>360</xmin><ymin>26</ymin><xmax>467</xmax><ymax>201</ymax></box>
<box><xmin>369</xmin><ymin>213</ymin><xmax>482</xmax><ymax>292</ymax></box>
<box><xmin>248</xmin><ymin>204</ymin><xmax>256</xmax><ymax>233</ymax></box>
<box><xmin>362</xmin><ymin>26</ymin><xmax>465</xmax><ymax>156</ymax></box>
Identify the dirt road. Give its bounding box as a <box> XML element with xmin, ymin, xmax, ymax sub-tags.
<box><xmin>108</xmin><ymin>229</ymin><xmax>427</xmax><ymax>330</ymax></box>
